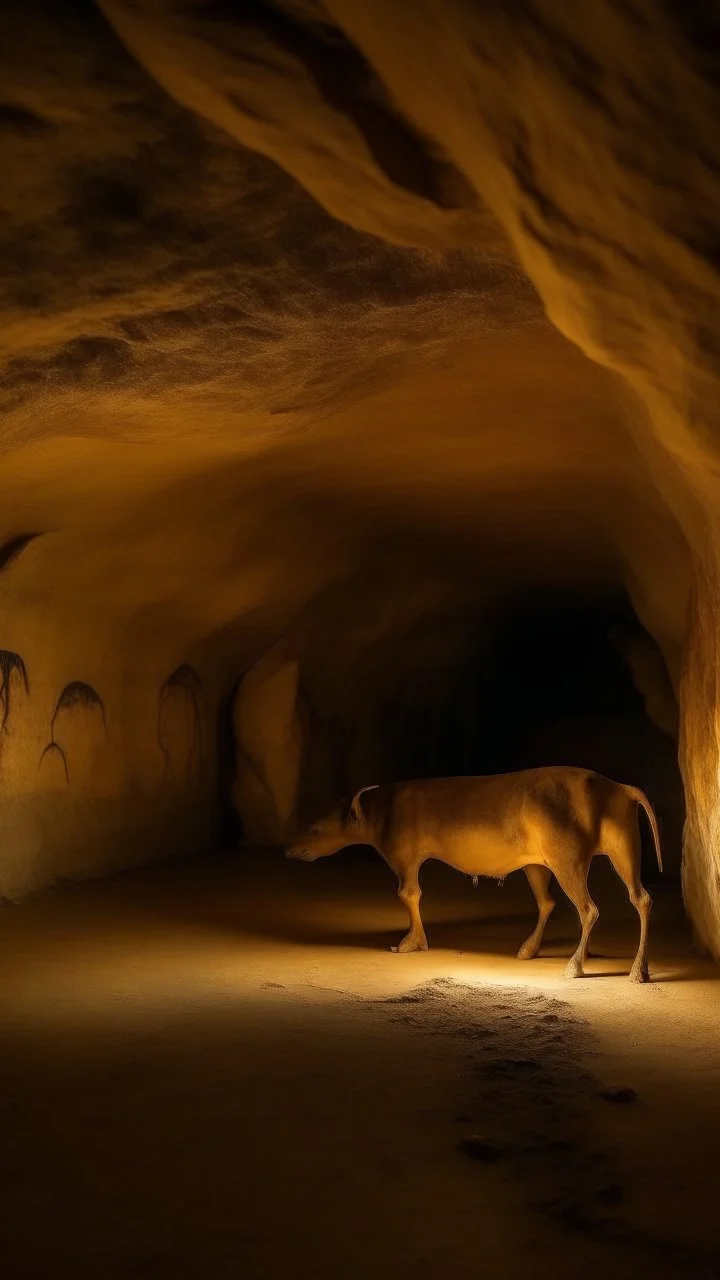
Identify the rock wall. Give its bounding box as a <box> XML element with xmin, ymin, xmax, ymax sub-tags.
<box><xmin>0</xmin><ymin>625</ymin><xmax>218</xmax><ymax>900</ymax></box>
<box><xmin>231</xmin><ymin>648</ymin><xmax>304</xmax><ymax>846</ymax></box>
<box><xmin>679</xmin><ymin>546</ymin><xmax>720</xmax><ymax>955</ymax></box>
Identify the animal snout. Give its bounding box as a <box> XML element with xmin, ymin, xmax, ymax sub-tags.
<box><xmin>285</xmin><ymin>845</ymin><xmax>308</xmax><ymax>861</ymax></box>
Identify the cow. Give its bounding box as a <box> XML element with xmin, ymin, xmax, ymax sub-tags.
<box><xmin>286</xmin><ymin>767</ymin><xmax>663</xmax><ymax>982</ymax></box>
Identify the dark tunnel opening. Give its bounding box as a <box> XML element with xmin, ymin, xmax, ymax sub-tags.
<box><xmin>316</xmin><ymin>588</ymin><xmax>683</xmax><ymax>884</ymax></box>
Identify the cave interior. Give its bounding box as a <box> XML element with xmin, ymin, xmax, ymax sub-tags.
<box><xmin>1</xmin><ymin>2</ymin><xmax>719</xmax><ymax>1279</ymax></box>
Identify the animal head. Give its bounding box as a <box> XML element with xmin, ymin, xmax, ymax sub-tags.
<box><xmin>285</xmin><ymin>786</ymin><xmax>377</xmax><ymax>861</ymax></box>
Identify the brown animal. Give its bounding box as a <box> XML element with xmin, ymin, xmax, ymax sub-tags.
<box><xmin>286</xmin><ymin>767</ymin><xmax>663</xmax><ymax>982</ymax></box>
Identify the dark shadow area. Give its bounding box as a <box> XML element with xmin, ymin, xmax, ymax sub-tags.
<box><xmin>307</xmin><ymin>587</ymin><xmax>682</xmax><ymax>886</ymax></box>
<box><xmin>1</xmin><ymin>971</ymin><xmax>716</xmax><ymax>1280</ymax></box>
<box><xmin>475</xmin><ymin>593</ymin><xmax>682</xmax><ymax>882</ymax></box>
<box><xmin>121</xmin><ymin>852</ymin><xmax>691</xmax><ymax>987</ymax></box>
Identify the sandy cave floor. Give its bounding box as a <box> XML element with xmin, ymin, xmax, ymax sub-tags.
<box><xmin>1</xmin><ymin>849</ymin><xmax>720</xmax><ymax>1280</ymax></box>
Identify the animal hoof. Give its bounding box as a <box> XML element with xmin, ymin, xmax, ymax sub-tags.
<box><xmin>629</xmin><ymin>966</ymin><xmax>649</xmax><ymax>984</ymax></box>
<box><xmin>393</xmin><ymin>938</ymin><xmax>429</xmax><ymax>954</ymax></box>
<box><xmin>564</xmin><ymin>963</ymin><xmax>583</xmax><ymax>980</ymax></box>
<box><xmin>517</xmin><ymin>944</ymin><xmax>536</xmax><ymax>961</ymax></box>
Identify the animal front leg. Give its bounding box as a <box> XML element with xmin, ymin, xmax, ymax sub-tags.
<box><xmin>392</xmin><ymin>870</ymin><xmax>428</xmax><ymax>953</ymax></box>
<box><xmin>517</xmin><ymin>865</ymin><xmax>555</xmax><ymax>960</ymax></box>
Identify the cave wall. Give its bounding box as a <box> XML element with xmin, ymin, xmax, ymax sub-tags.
<box><xmin>679</xmin><ymin>550</ymin><xmax>720</xmax><ymax>955</ymax></box>
<box><xmin>0</xmin><ymin>627</ymin><xmax>218</xmax><ymax>900</ymax></box>
<box><xmin>231</xmin><ymin>646</ymin><xmax>304</xmax><ymax>846</ymax></box>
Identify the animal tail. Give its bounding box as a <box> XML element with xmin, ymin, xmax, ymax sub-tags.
<box><xmin>626</xmin><ymin>786</ymin><xmax>663</xmax><ymax>873</ymax></box>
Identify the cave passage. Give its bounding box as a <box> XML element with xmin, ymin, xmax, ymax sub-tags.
<box><xmin>3</xmin><ymin>1</ymin><xmax>720</xmax><ymax>1277</ymax></box>
<box><xmin>368</xmin><ymin>596</ymin><xmax>662</xmax><ymax>779</ymax></box>
<box><xmin>287</xmin><ymin>588</ymin><xmax>682</xmax><ymax>886</ymax></box>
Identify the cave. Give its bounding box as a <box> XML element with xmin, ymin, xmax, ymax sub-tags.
<box><xmin>2</xmin><ymin>3</ymin><xmax>720</xmax><ymax>1278</ymax></box>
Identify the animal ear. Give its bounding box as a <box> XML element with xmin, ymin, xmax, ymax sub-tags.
<box><xmin>348</xmin><ymin>784</ymin><xmax>378</xmax><ymax>827</ymax></box>
<box><xmin>348</xmin><ymin>791</ymin><xmax>364</xmax><ymax>827</ymax></box>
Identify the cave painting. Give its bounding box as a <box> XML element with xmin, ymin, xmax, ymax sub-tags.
<box><xmin>0</xmin><ymin>650</ymin><xmax>29</xmax><ymax>733</ymax></box>
<box><xmin>39</xmin><ymin>681</ymin><xmax>107</xmax><ymax>784</ymax></box>
<box><xmin>287</xmin><ymin>768</ymin><xmax>662</xmax><ymax>983</ymax></box>
<box><xmin>0</xmin><ymin>532</ymin><xmax>40</xmax><ymax>575</ymax></box>
<box><xmin>157</xmin><ymin>663</ymin><xmax>203</xmax><ymax>786</ymax></box>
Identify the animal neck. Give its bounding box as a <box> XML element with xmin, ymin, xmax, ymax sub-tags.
<box><xmin>345</xmin><ymin>818</ymin><xmax>378</xmax><ymax>852</ymax></box>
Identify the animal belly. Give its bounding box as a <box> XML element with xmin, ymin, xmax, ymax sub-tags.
<box><xmin>435</xmin><ymin>832</ymin><xmax>525</xmax><ymax>879</ymax></box>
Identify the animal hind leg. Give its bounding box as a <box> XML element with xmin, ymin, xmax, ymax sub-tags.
<box><xmin>517</xmin><ymin>865</ymin><xmax>555</xmax><ymax>960</ymax></box>
<box><xmin>552</xmin><ymin>862</ymin><xmax>599</xmax><ymax>979</ymax></box>
<box><xmin>608</xmin><ymin>835</ymin><xmax>652</xmax><ymax>983</ymax></box>
<box><xmin>392</xmin><ymin>864</ymin><xmax>428</xmax><ymax>954</ymax></box>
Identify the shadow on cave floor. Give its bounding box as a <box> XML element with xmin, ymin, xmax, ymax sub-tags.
<box><xmin>1</xmin><ymin>850</ymin><xmax>719</xmax><ymax>1279</ymax></box>
<box><xmin>101</xmin><ymin>850</ymin><xmax>699</xmax><ymax>979</ymax></box>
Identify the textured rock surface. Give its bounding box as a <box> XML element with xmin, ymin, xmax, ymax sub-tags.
<box><xmin>0</xmin><ymin>2</ymin><xmax>714</xmax><ymax>946</ymax></box>
<box><xmin>232</xmin><ymin>647</ymin><xmax>304</xmax><ymax>845</ymax></box>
